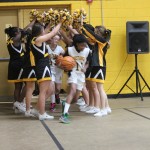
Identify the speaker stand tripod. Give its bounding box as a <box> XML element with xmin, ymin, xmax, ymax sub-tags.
<box><xmin>115</xmin><ymin>54</ymin><xmax>150</xmax><ymax>101</ymax></box>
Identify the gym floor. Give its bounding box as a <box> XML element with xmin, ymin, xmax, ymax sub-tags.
<box><xmin>0</xmin><ymin>96</ymin><xmax>150</xmax><ymax>150</ymax></box>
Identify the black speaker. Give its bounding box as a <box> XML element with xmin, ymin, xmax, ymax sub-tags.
<box><xmin>126</xmin><ymin>21</ymin><xmax>149</xmax><ymax>54</ymax></box>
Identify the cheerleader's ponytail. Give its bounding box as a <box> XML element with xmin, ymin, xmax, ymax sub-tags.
<box><xmin>4</xmin><ymin>26</ymin><xmax>18</xmax><ymax>38</ymax></box>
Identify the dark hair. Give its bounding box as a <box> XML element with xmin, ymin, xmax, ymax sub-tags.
<box><xmin>95</xmin><ymin>26</ymin><xmax>106</xmax><ymax>37</ymax></box>
<box><xmin>73</xmin><ymin>34</ymin><xmax>87</xmax><ymax>46</ymax></box>
<box><xmin>4</xmin><ymin>26</ymin><xmax>19</xmax><ymax>38</ymax></box>
<box><xmin>95</xmin><ymin>25</ymin><xmax>111</xmax><ymax>40</ymax></box>
<box><xmin>32</xmin><ymin>23</ymin><xmax>44</xmax><ymax>37</ymax></box>
<box><xmin>85</xmin><ymin>23</ymin><xmax>94</xmax><ymax>32</ymax></box>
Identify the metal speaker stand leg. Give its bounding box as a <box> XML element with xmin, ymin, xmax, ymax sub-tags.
<box><xmin>115</xmin><ymin>54</ymin><xmax>150</xmax><ymax>101</ymax></box>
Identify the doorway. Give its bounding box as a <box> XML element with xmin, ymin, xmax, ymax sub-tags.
<box><xmin>0</xmin><ymin>10</ymin><xmax>18</xmax><ymax>98</ymax></box>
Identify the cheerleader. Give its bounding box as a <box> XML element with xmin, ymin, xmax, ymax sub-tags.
<box><xmin>4</xmin><ymin>26</ymin><xmax>26</xmax><ymax>113</ymax></box>
<box><xmin>30</xmin><ymin>21</ymin><xmax>62</xmax><ymax>120</ymax></box>
<box><xmin>82</xmin><ymin>24</ymin><xmax>112</xmax><ymax>117</ymax></box>
<box><xmin>79</xmin><ymin>49</ymin><xmax>94</xmax><ymax>112</ymax></box>
<box><xmin>46</xmin><ymin>34</ymin><xmax>65</xmax><ymax>111</ymax></box>
<box><xmin>79</xmin><ymin>24</ymin><xmax>96</xmax><ymax>113</ymax></box>
<box><xmin>22</xmin><ymin>26</ymin><xmax>37</xmax><ymax>117</ymax></box>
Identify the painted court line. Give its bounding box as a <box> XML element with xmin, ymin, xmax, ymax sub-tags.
<box><xmin>41</xmin><ymin>120</ymin><xmax>64</xmax><ymax>150</ymax></box>
<box><xmin>124</xmin><ymin>108</ymin><xmax>150</xmax><ymax>120</ymax></box>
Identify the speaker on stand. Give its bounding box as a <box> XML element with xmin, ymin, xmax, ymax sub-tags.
<box><xmin>115</xmin><ymin>21</ymin><xmax>150</xmax><ymax>100</ymax></box>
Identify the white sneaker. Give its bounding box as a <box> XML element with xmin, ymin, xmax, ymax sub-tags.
<box><xmin>25</xmin><ymin>110</ymin><xmax>36</xmax><ymax>117</ymax></box>
<box><xmin>77</xmin><ymin>97</ymin><xmax>83</xmax><ymax>103</ymax></box>
<box><xmin>86</xmin><ymin>107</ymin><xmax>100</xmax><ymax>114</ymax></box>
<box><xmin>79</xmin><ymin>104</ymin><xmax>88</xmax><ymax>110</ymax></box>
<box><xmin>80</xmin><ymin>106</ymin><xmax>93</xmax><ymax>112</ymax></box>
<box><xmin>94</xmin><ymin>111</ymin><xmax>103</xmax><ymax>117</ymax></box>
<box><xmin>13</xmin><ymin>101</ymin><xmax>26</xmax><ymax>113</ymax></box>
<box><xmin>101</xmin><ymin>109</ymin><xmax>108</xmax><ymax>116</ymax></box>
<box><xmin>76</xmin><ymin>98</ymin><xmax>85</xmax><ymax>106</ymax></box>
<box><xmin>30</xmin><ymin>108</ymin><xmax>39</xmax><ymax>117</ymax></box>
<box><xmin>106</xmin><ymin>107</ymin><xmax>112</xmax><ymax>114</ymax></box>
<box><xmin>20</xmin><ymin>102</ymin><xmax>26</xmax><ymax>108</ymax></box>
<box><xmin>21</xmin><ymin>102</ymin><xmax>33</xmax><ymax>109</ymax></box>
<box><xmin>39</xmin><ymin>112</ymin><xmax>54</xmax><ymax>120</ymax></box>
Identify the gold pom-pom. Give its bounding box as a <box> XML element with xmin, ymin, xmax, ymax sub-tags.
<box><xmin>29</xmin><ymin>9</ymin><xmax>39</xmax><ymax>22</ymax></box>
<box><xmin>72</xmin><ymin>8</ymin><xmax>87</xmax><ymax>29</ymax></box>
<box><xmin>36</xmin><ymin>13</ymin><xmax>45</xmax><ymax>23</ymax></box>
<box><xmin>44</xmin><ymin>8</ymin><xmax>72</xmax><ymax>31</ymax></box>
<box><xmin>59</xmin><ymin>9</ymin><xmax>72</xmax><ymax>31</ymax></box>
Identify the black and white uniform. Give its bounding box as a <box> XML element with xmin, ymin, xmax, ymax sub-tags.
<box><xmin>67</xmin><ymin>46</ymin><xmax>90</xmax><ymax>91</ymax></box>
<box><xmin>31</xmin><ymin>37</ymin><xmax>51</xmax><ymax>82</ymax></box>
<box><xmin>23</xmin><ymin>34</ymin><xmax>37</xmax><ymax>82</ymax></box>
<box><xmin>7</xmin><ymin>38</ymin><xmax>24</xmax><ymax>83</ymax></box>
<box><xmin>83</xmin><ymin>24</ymin><xmax>110</xmax><ymax>83</ymax></box>
<box><xmin>85</xmin><ymin>45</ymin><xmax>93</xmax><ymax>80</ymax></box>
<box><xmin>47</xmin><ymin>45</ymin><xmax>64</xmax><ymax>83</ymax></box>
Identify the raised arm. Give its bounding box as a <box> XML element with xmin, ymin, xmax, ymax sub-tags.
<box><xmin>44</xmin><ymin>21</ymin><xmax>53</xmax><ymax>34</ymax></box>
<box><xmin>59</xmin><ymin>29</ymin><xmax>73</xmax><ymax>46</ymax></box>
<box><xmin>23</xmin><ymin>18</ymin><xmax>36</xmax><ymax>31</ymax></box>
<box><xmin>67</xmin><ymin>25</ymin><xmax>79</xmax><ymax>35</ymax></box>
<box><xmin>35</xmin><ymin>22</ymin><xmax>62</xmax><ymax>45</ymax></box>
<box><xmin>82</xmin><ymin>24</ymin><xmax>107</xmax><ymax>43</ymax></box>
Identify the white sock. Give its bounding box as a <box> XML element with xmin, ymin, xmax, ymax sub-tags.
<box><xmin>51</xmin><ymin>94</ymin><xmax>55</xmax><ymax>103</ymax></box>
<box><xmin>64</xmin><ymin>103</ymin><xmax>70</xmax><ymax>114</ymax></box>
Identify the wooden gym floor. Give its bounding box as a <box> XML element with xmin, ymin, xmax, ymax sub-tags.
<box><xmin>0</xmin><ymin>96</ymin><xmax>150</xmax><ymax>150</ymax></box>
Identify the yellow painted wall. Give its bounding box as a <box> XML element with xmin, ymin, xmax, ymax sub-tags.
<box><xmin>0</xmin><ymin>0</ymin><xmax>150</xmax><ymax>95</ymax></box>
<box><xmin>99</xmin><ymin>0</ymin><xmax>150</xmax><ymax>94</ymax></box>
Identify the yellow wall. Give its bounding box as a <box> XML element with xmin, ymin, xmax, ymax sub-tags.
<box><xmin>99</xmin><ymin>0</ymin><xmax>150</xmax><ymax>94</ymax></box>
<box><xmin>0</xmin><ymin>0</ymin><xmax>150</xmax><ymax>95</ymax></box>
